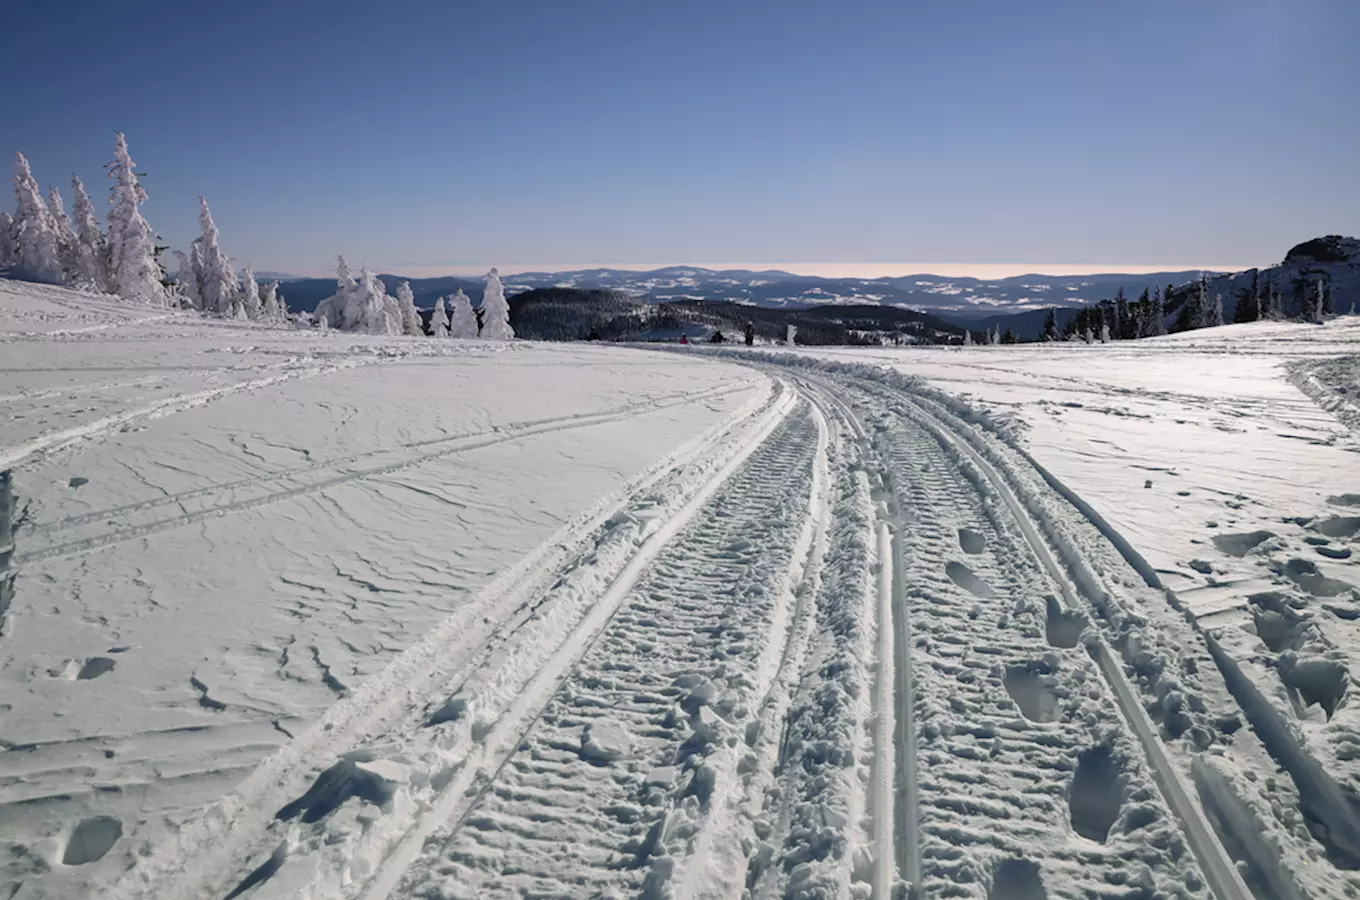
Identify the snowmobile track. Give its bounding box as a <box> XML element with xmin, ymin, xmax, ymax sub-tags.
<box><xmin>387</xmin><ymin>403</ymin><xmax>824</xmax><ymax>900</ymax></box>
<box><xmin>105</xmin><ymin>376</ymin><xmax>792</xmax><ymax>900</ymax></box>
<box><xmin>847</xmin><ymin>372</ymin><xmax>1254</xmax><ymax>900</ymax></box>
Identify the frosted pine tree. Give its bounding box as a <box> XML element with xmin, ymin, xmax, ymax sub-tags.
<box><xmin>12</xmin><ymin>153</ymin><xmax>63</xmax><ymax>283</ymax></box>
<box><xmin>1100</xmin><ymin>322</ymin><xmax>1111</xmax><ymax>343</ymax></box>
<box><xmin>1208</xmin><ymin>293</ymin><xmax>1224</xmax><ymax>328</ymax></box>
<box><xmin>314</xmin><ymin>256</ymin><xmax>357</xmax><ymax>329</ymax></box>
<box><xmin>274</xmin><ymin>283</ymin><xmax>288</xmax><ymax>320</ymax></box>
<box><xmin>396</xmin><ymin>281</ymin><xmax>423</xmax><ymax>336</ymax></box>
<box><xmin>430</xmin><ymin>295</ymin><xmax>450</xmax><ymax>336</ymax></box>
<box><xmin>240</xmin><ymin>266</ymin><xmax>262</xmax><ymax>319</ymax></box>
<box><xmin>479</xmin><ymin>268</ymin><xmax>514</xmax><ymax>340</ymax></box>
<box><xmin>196</xmin><ymin>198</ymin><xmax>238</xmax><ymax>315</ymax></box>
<box><xmin>356</xmin><ymin>267</ymin><xmax>400</xmax><ymax>335</ymax></box>
<box><xmin>260</xmin><ymin>280</ymin><xmax>280</xmax><ymax>319</ymax></box>
<box><xmin>48</xmin><ymin>186</ymin><xmax>78</xmax><ymax>283</ymax></box>
<box><xmin>0</xmin><ymin>212</ymin><xmax>14</xmax><ymax>269</ymax></box>
<box><xmin>962</xmin><ymin>329</ymin><xmax>972</xmax><ymax>346</ymax></box>
<box><xmin>105</xmin><ymin>135</ymin><xmax>167</xmax><ymax>304</ymax></box>
<box><xmin>1148</xmin><ymin>288</ymin><xmax>1167</xmax><ymax>336</ymax></box>
<box><xmin>69</xmin><ymin>176</ymin><xmax>108</xmax><ymax>291</ymax></box>
<box><xmin>989</xmin><ymin>325</ymin><xmax>1000</xmax><ymax>346</ymax></box>
<box><xmin>449</xmin><ymin>289</ymin><xmax>477</xmax><ymax>338</ymax></box>
<box><xmin>172</xmin><ymin>250</ymin><xmax>201</xmax><ymax>309</ymax></box>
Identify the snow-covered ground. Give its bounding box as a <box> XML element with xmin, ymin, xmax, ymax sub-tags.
<box><xmin>3</xmin><ymin>280</ymin><xmax>1359</xmax><ymax>900</ymax></box>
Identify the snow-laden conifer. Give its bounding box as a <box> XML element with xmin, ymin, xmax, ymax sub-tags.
<box><xmin>69</xmin><ymin>176</ymin><xmax>108</xmax><ymax>291</ymax></box>
<box><xmin>450</xmin><ymin>289</ymin><xmax>478</xmax><ymax>338</ymax></box>
<box><xmin>240</xmin><ymin>265</ymin><xmax>262</xmax><ymax>319</ymax></box>
<box><xmin>430</xmin><ymin>296</ymin><xmax>450</xmax><ymax>336</ymax></box>
<box><xmin>1207</xmin><ymin>293</ymin><xmax>1224</xmax><ymax>328</ymax></box>
<box><xmin>396</xmin><ymin>281</ymin><xmax>423</xmax><ymax>336</ymax></box>
<box><xmin>479</xmin><ymin>268</ymin><xmax>514</xmax><ymax>340</ymax></box>
<box><xmin>0</xmin><ymin>212</ymin><xmax>14</xmax><ymax>269</ymax></box>
<box><xmin>105</xmin><ymin>135</ymin><xmax>166</xmax><ymax>304</ymax></box>
<box><xmin>196</xmin><ymin>197</ymin><xmax>237</xmax><ymax>315</ymax></box>
<box><xmin>12</xmin><ymin>153</ymin><xmax>63</xmax><ymax>283</ymax></box>
<box><xmin>172</xmin><ymin>250</ymin><xmax>200</xmax><ymax>308</ymax></box>
<box><xmin>260</xmin><ymin>280</ymin><xmax>281</xmax><ymax>319</ymax></box>
<box><xmin>48</xmin><ymin>186</ymin><xmax>78</xmax><ymax>283</ymax></box>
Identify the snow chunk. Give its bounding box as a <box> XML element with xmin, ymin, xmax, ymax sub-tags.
<box><xmin>580</xmin><ymin>719</ymin><xmax>631</xmax><ymax>764</ymax></box>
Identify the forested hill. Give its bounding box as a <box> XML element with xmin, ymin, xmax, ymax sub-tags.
<box><xmin>507</xmin><ymin>287</ymin><xmax>965</xmax><ymax>344</ymax></box>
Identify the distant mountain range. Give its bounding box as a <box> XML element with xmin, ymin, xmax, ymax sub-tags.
<box><xmin>266</xmin><ymin>237</ymin><xmax>1357</xmax><ymax>342</ymax></box>
<box><xmin>271</xmin><ymin>266</ymin><xmax>1221</xmax><ymax>322</ymax></box>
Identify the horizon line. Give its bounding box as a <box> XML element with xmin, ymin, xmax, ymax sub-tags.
<box><xmin>281</xmin><ymin>260</ymin><xmax>1262</xmax><ymax>280</ymax></box>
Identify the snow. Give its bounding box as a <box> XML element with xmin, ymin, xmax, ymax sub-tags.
<box><xmin>0</xmin><ymin>279</ymin><xmax>762</xmax><ymax>899</ymax></box>
<box><xmin>4</xmin><ymin>278</ymin><xmax>1360</xmax><ymax>900</ymax></box>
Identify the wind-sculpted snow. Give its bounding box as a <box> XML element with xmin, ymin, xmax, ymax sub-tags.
<box><xmin>6</xmin><ymin>281</ymin><xmax>1360</xmax><ymax>899</ymax></box>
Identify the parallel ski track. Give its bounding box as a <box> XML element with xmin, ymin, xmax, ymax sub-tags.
<box><xmin>895</xmin><ymin>388</ymin><xmax>1253</xmax><ymax>900</ymax></box>
<box><xmin>385</xmin><ymin>404</ymin><xmax>822</xmax><ymax>900</ymax></box>
<box><xmin>17</xmin><ymin>382</ymin><xmax>744</xmax><ymax>564</ymax></box>
<box><xmin>107</xmin><ymin>376</ymin><xmax>788</xmax><ymax>900</ymax></box>
<box><xmin>850</xmin><ymin>375</ymin><xmax>1252</xmax><ymax>900</ymax></box>
<box><xmin>0</xmin><ymin>358</ymin><xmax>366</xmax><ymax>471</ymax></box>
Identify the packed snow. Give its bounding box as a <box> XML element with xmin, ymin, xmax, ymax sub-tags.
<box><xmin>2</xmin><ymin>278</ymin><xmax>1359</xmax><ymax>900</ymax></box>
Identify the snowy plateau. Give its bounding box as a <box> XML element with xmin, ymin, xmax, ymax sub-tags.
<box><xmin>2</xmin><ymin>279</ymin><xmax>1360</xmax><ymax>900</ymax></box>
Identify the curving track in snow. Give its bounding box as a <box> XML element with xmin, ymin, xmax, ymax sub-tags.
<box><xmin>99</xmin><ymin>355</ymin><xmax>1356</xmax><ymax>900</ymax></box>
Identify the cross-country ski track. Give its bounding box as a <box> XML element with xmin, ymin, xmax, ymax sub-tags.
<box><xmin>9</xmin><ymin>340</ymin><xmax>1360</xmax><ymax>900</ymax></box>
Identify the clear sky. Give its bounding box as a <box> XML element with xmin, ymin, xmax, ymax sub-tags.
<box><xmin>5</xmin><ymin>0</ymin><xmax>1358</xmax><ymax>277</ymax></box>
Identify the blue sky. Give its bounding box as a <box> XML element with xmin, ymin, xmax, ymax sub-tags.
<box><xmin>4</xmin><ymin>0</ymin><xmax>1357</xmax><ymax>276</ymax></box>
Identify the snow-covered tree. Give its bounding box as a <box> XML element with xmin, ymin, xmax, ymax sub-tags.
<box><xmin>105</xmin><ymin>135</ymin><xmax>167</xmax><ymax>304</ymax></box>
<box><xmin>989</xmin><ymin>325</ymin><xmax>1000</xmax><ymax>346</ymax></box>
<box><xmin>1144</xmin><ymin>288</ymin><xmax>1162</xmax><ymax>336</ymax></box>
<box><xmin>240</xmin><ymin>265</ymin><xmax>262</xmax><ymax>319</ymax></box>
<box><xmin>274</xmin><ymin>283</ymin><xmax>288</xmax><ymax>320</ymax></box>
<box><xmin>314</xmin><ymin>256</ymin><xmax>356</xmax><ymax>330</ymax></box>
<box><xmin>1207</xmin><ymin>293</ymin><xmax>1224</xmax><ymax>328</ymax></box>
<box><xmin>449</xmin><ymin>288</ymin><xmax>477</xmax><ymax>338</ymax></box>
<box><xmin>1099</xmin><ymin>322</ymin><xmax>1111</xmax><ymax>343</ymax></box>
<box><xmin>962</xmin><ymin>329</ymin><xmax>972</xmax><ymax>346</ymax></box>
<box><xmin>356</xmin><ymin>267</ymin><xmax>400</xmax><ymax>334</ymax></box>
<box><xmin>1082</xmin><ymin>326</ymin><xmax>1094</xmax><ymax>344</ymax></box>
<box><xmin>315</xmin><ymin>259</ymin><xmax>400</xmax><ymax>334</ymax></box>
<box><xmin>12</xmin><ymin>152</ymin><xmax>63</xmax><ymax>283</ymax></box>
<box><xmin>260</xmin><ymin>279</ymin><xmax>280</xmax><ymax>319</ymax></box>
<box><xmin>0</xmin><ymin>212</ymin><xmax>14</xmax><ymax>269</ymax></box>
<box><xmin>48</xmin><ymin>186</ymin><xmax>78</xmax><ymax>283</ymax></box>
<box><xmin>196</xmin><ymin>197</ymin><xmax>237</xmax><ymax>315</ymax></box>
<box><xmin>396</xmin><ymin>281</ymin><xmax>423</xmax><ymax>336</ymax></box>
<box><xmin>172</xmin><ymin>250</ymin><xmax>200</xmax><ymax>309</ymax></box>
<box><xmin>69</xmin><ymin>176</ymin><xmax>108</xmax><ymax>291</ymax></box>
<box><xmin>1042</xmin><ymin>308</ymin><xmax>1059</xmax><ymax>341</ymax></box>
<box><xmin>430</xmin><ymin>295</ymin><xmax>450</xmax><ymax>336</ymax></box>
<box><xmin>479</xmin><ymin>268</ymin><xmax>514</xmax><ymax>340</ymax></box>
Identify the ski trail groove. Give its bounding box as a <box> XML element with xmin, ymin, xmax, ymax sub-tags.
<box><xmin>0</xmin><ymin>359</ymin><xmax>364</xmax><ymax>471</ymax></box>
<box><xmin>18</xmin><ymin>383</ymin><xmax>745</xmax><ymax>563</ymax></box>
<box><xmin>106</xmin><ymin>376</ymin><xmax>788</xmax><ymax>900</ymax></box>
<box><xmin>890</xmin><ymin>389</ymin><xmax>1254</xmax><ymax>900</ymax></box>
<box><xmin>377</xmin><ymin>403</ymin><xmax>821</xmax><ymax>900</ymax></box>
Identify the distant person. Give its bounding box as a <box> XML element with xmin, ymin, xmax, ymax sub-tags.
<box><xmin>679</xmin><ymin>335</ymin><xmax>689</xmax><ymax>344</ymax></box>
<box><xmin>744</xmin><ymin>321</ymin><xmax>755</xmax><ymax>346</ymax></box>
<box><xmin>710</xmin><ymin>330</ymin><xmax>725</xmax><ymax>343</ymax></box>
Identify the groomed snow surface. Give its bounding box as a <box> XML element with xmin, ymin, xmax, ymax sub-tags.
<box><xmin>2</xmin><ymin>281</ymin><xmax>1358</xmax><ymax>900</ymax></box>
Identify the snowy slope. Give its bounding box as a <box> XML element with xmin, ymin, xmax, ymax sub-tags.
<box><xmin>0</xmin><ymin>282</ymin><xmax>764</xmax><ymax>899</ymax></box>
<box><xmin>5</xmin><ymin>280</ymin><xmax>1360</xmax><ymax>900</ymax></box>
